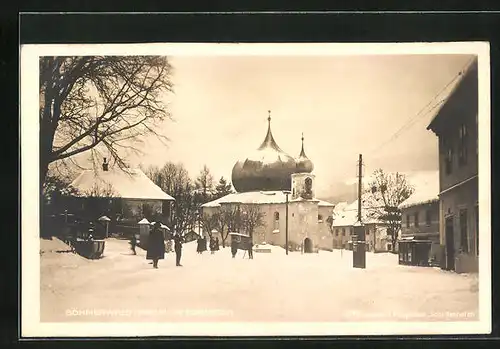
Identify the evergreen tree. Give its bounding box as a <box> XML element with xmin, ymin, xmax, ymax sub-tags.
<box><xmin>214</xmin><ymin>176</ymin><xmax>234</xmax><ymax>199</ymax></box>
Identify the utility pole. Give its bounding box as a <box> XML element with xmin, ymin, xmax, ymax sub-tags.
<box><xmin>357</xmin><ymin>154</ymin><xmax>362</xmax><ymax>222</ymax></box>
<box><xmin>353</xmin><ymin>154</ymin><xmax>366</xmax><ymax>269</ymax></box>
<box><xmin>283</xmin><ymin>190</ymin><xmax>291</xmax><ymax>255</ymax></box>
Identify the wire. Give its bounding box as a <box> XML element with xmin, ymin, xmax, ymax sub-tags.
<box><xmin>367</xmin><ymin>56</ymin><xmax>476</xmax><ymax>157</ymax></box>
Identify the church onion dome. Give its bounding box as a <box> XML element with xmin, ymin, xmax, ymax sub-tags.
<box><xmin>295</xmin><ymin>133</ymin><xmax>314</xmax><ymax>173</ymax></box>
<box><xmin>231</xmin><ymin>111</ymin><xmax>298</xmax><ymax>193</ymax></box>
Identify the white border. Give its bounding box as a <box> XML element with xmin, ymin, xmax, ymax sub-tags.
<box><xmin>21</xmin><ymin>42</ymin><xmax>491</xmax><ymax>337</ymax></box>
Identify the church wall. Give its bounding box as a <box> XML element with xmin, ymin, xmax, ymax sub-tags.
<box><xmin>317</xmin><ymin>205</ymin><xmax>334</xmax><ymax>250</ymax></box>
<box><xmin>288</xmin><ymin>200</ymin><xmax>319</xmax><ymax>249</ymax></box>
<box><xmin>201</xmin><ymin>200</ymin><xmax>335</xmax><ymax>251</ymax></box>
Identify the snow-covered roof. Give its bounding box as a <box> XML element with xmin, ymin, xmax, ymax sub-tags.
<box><xmin>70</xmin><ymin>168</ymin><xmax>175</xmax><ymax>201</ymax></box>
<box><xmin>399</xmin><ymin>171</ymin><xmax>439</xmax><ymax>209</ymax></box>
<box><xmin>317</xmin><ymin>199</ymin><xmax>335</xmax><ymax>207</ymax></box>
<box><xmin>330</xmin><ymin>208</ymin><xmax>383</xmax><ymax>227</ymax></box>
<box><xmin>202</xmin><ymin>191</ymin><xmax>319</xmax><ymax>207</ymax></box>
<box><xmin>333</xmin><ymin>201</ymin><xmax>349</xmax><ymax>212</ymax></box>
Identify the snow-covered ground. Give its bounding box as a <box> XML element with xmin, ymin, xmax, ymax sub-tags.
<box><xmin>40</xmin><ymin>237</ymin><xmax>478</xmax><ymax>323</ymax></box>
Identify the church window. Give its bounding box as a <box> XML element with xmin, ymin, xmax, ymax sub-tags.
<box><xmin>274</xmin><ymin>212</ymin><xmax>279</xmax><ymax>221</ymax></box>
<box><xmin>318</xmin><ymin>214</ymin><xmax>323</xmax><ymax>222</ymax></box>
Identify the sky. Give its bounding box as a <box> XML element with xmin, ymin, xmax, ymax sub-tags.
<box><xmin>113</xmin><ymin>54</ymin><xmax>473</xmax><ymax>197</ymax></box>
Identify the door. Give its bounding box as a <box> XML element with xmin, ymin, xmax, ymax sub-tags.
<box><xmin>445</xmin><ymin>216</ymin><xmax>455</xmax><ymax>271</ymax></box>
<box><xmin>304</xmin><ymin>237</ymin><xmax>313</xmax><ymax>253</ymax></box>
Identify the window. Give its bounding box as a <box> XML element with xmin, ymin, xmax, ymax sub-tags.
<box><xmin>426</xmin><ymin>209</ymin><xmax>432</xmax><ymax>227</ymax></box>
<box><xmin>459</xmin><ymin>123</ymin><xmax>468</xmax><ymax>166</ymax></box>
<box><xmin>414</xmin><ymin>212</ymin><xmax>419</xmax><ymax>228</ymax></box>
<box><xmin>460</xmin><ymin>209</ymin><xmax>469</xmax><ymax>253</ymax></box>
<box><xmin>342</xmin><ymin>228</ymin><xmax>345</xmax><ymax>236</ymax></box>
<box><xmin>366</xmin><ymin>226</ymin><xmax>370</xmax><ymax>236</ymax></box>
<box><xmin>335</xmin><ymin>229</ymin><xmax>339</xmax><ymax>237</ymax></box>
<box><xmin>444</xmin><ymin>139</ymin><xmax>453</xmax><ymax>175</ymax></box>
<box><xmin>318</xmin><ymin>214</ymin><xmax>323</xmax><ymax>222</ymax></box>
<box><xmin>406</xmin><ymin>214</ymin><xmax>410</xmax><ymax>228</ymax></box>
<box><xmin>274</xmin><ymin>212</ymin><xmax>279</xmax><ymax>231</ymax></box>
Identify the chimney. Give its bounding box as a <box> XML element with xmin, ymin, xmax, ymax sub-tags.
<box><xmin>102</xmin><ymin>158</ymin><xmax>109</xmax><ymax>171</ymax></box>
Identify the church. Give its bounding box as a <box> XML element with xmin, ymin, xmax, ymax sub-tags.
<box><xmin>202</xmin><ymin>112</ymin><xmax>335</xmax><ymax>252</ymax></box>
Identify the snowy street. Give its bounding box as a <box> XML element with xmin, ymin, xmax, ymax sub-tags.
<box><xmin>40</xmin><ymin>238</ymin><xmax>479</xmax><ymax>323</ymax></box>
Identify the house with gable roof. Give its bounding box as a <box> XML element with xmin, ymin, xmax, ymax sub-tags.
<box><xmin>68</xmin><ymin>158</ymin><xmax>175</xmax><ymax>225</ymax></box>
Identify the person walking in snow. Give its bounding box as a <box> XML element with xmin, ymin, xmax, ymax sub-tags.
<box><xmin>231</xmin><ymin>238</ymin><xmax>238</xmax><ymax>258</ymax></box>
<box><xmin>130</xmin><ymin>233</ymin><xmax>137</xmax><ymax>255</ymax></box>
<box><xmin>196</xmin><ymin>237</ymin><xmax>203</xmax><ymax>254</ymax></box>
<box><xmin>146</xmin><ymin>222</ymin><xmax>165</xmax><ymax>269</ymax></box>
<box><xmin>209</xmin><ymin>237</ymin><xmax>215</xmax><ymax>254</ymax></box>
<box><xmin>173</xmin><ymin>232</ymin><xmax>184</xmax><ymax>266</ymax></box>
<box><xmin>214</xmin><ymin>237</ymin><xmax>220</xmax><ymax>253</ymax></box>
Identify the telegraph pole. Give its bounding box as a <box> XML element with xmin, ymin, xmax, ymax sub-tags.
<box><xmin>353</xmin><ymin>154</ymin><xmax>366</xmax><ymax>269</ymax></box>
<box><xmin>283</xmin><ymin>190</ymin><xmax>291</xmax><ymax>255</ymax></box>
<box><xmin>357</xmin><ymin>154</ymin><xmax>362</xmax><ymax>222</ymax></box>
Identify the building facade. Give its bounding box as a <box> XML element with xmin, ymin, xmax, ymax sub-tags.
<box><xmin>427</xmin><ymin>58</ymin><xmax>479</xmax><ymax>273</ymax></box>
<box><xmin>399</xmin><ymin>200</ymin><xmax>440</xmax><ymax>265</ymax></box>
<box><xmin>330</xmin><ymin>200</ymin><xmax>392</xmax><ymax>253</ymax></box>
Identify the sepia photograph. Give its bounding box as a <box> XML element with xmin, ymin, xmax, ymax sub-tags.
<box><xmin>21</xmin><ymin>42</ymin><xmax>491</xmax><ymax>337</ymax></box>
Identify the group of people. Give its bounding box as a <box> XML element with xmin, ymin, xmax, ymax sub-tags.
<box><xmin>196</xmin><ymin>236</ymin><xmax>220</xmax><ymax>254</ymax></box>
<box><xmin>130</xmin><ymin>221</ymin><xmax>184</xmax><ymax>269</ymax></box>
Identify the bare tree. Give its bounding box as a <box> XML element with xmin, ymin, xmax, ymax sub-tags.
<box><xmin>240</xmin><ymin>205</ymin><xmax>266</xmax><ymax>241</ymax></box>
<box><xmin>200</xmin><ymin>212</ymin><xmax>220</xmax><ymax>239</ymax></box>
<box><xmin>195</xmin><ymin>164</ymin><xmax>215</xmax><ymax>201</ymax></box>
<box><xmin>39</xmin><ymin>56</ymin><xmax>173</xmax><ymax>187</ymax></box>
<box><xmin>144</xmin><ymin>162</ymin><xmax>200</xmax><ymax>235</ymax></box>
<box><xmin>217</xmin><ymin>205</ymin><xmax>237</xmax><ymax>248</ymax></box>
<box><xmin>365</xmin><ymin>169</ymin><xmax>414</xmax><ymax>251</ymax></box>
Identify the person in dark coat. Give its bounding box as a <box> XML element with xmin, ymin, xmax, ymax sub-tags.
<box><xmin>146</xmin><ymin>222</ymin><xmax>165</xmax><ymax>268</ymax></box>
<box><xmin>130</xmin><ymin>233</ymin><xmax>137</xmax><ymax>255</ymax></box>
<box><xmin>209</xmin><ymin>237</ymin><xmax>215</xmax><ymax>254</ymax></box>
<box><xmin>214</xmin><ymin>237</ymin><xmax>220</xmax><ymax>252</ymax></box>
<box><xmin>203</xmin><ymin>237</ymin><xmax>208</xmax><ymax>253</ymax></box>
<box><xmin>231</xmin><ymin>238</ymin><xmax>238</xmax><ymax>258</ymax></box>
<box><xmin>247</xmin><ymin>239</ymin><xmax>253</xmax><ymax>260</ymax></box>
<box><xmin>173</xmin><ymin>232</ymin><xmax>184</xmax><ymax>266</ymax></box>
<box><xmin>196</xmin><ymin>237</ymin><xmax>203</xmax><ymax>254</ymax></box>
